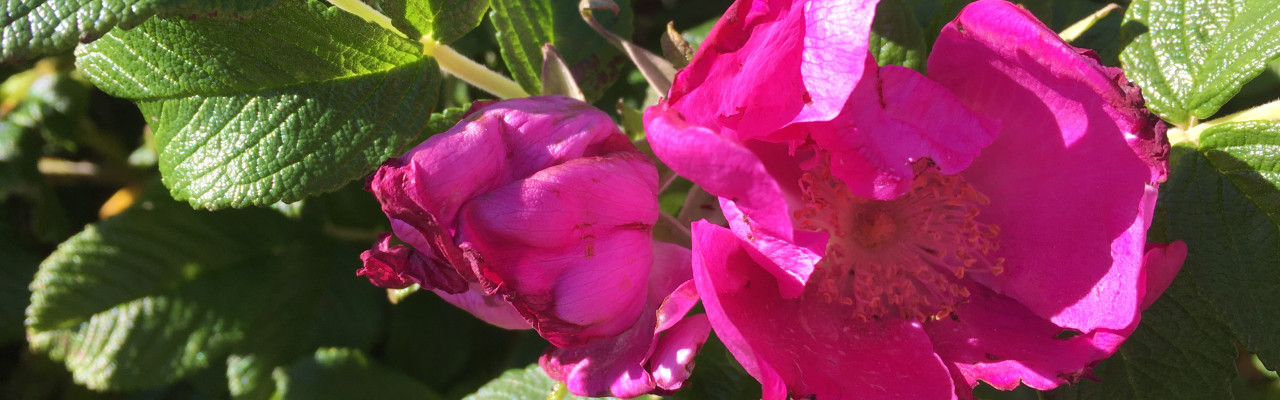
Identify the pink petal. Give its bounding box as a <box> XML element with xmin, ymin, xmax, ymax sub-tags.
<box><xmin>649</xmin><ymin>314</ymin><xmax>712</xmax><ymax>391</ymax></box>
<box><xmin>666</xmin><ymin>0</ymin><xmax>808</xmax><ymax>142</ymax></box>
<box><xmin>649</xmin><ymin>242</ymin><xmax>696</xmax><ymax>304</ymax></box>
<box><xmin>541</xmin><ymin>244</ymin><xmax>708</xmax><ymax>398</ymax></box>
<box><xmin>791</xmin><ymin>0</ymin><xmax>879</xmax><ymax>124</ymax></box>
<box><xmin>645</xmin><ymin>103</ymin><xmax>794</xmax><ymax>239</ymax></box>
<box><xmin>810</xmin><ymin>61</ymin><xmax>1000</xmax><ymax>200</ymax></box>
<box><xmin>541</xmin><ymin>306</ymin><xmax>658</xmax><ymax>398</ymax></box>
<box><xmin>458</xmin><ymin>153</ymin><xmax>658</xmax><ymax>348</ymax></box>
<box><xmin>720</xmin><ymin>199</ymin><xmax>823</xmax><ymax>299</ymax></box>
<box><xmin>646</xmin><ymin>104</ymin><xmax>822</xmax><ymax>297</ymax></box>
<box><xmin>655</xmin><ymin>280</ymin><xmax>700</xmax><ymax>333</ymax></box>
<box><xmin>928</xmin><ymin>0</ymin><xmax>1170</xmax><ymax>333</ymax></box>
<box><xmin>372</xmin><ymin>95</ymin><xmax>637</xmax><ymax>281</ymax></box>
<box><xmin>1139</xmin><ymin>241</ymin><xmax>1187</xmax><ymax>310</ymax></box>
<box><xmin>925</xmin><ymin>288</ymin><xmax>1128</xmax><ymax>392</ymax></box>
<box><xmin>667</xmin><ymin>0</ymin><xmax>880</xmax><ymax>141</ymax></box>
<box><xmin>691</xmin><ymin>221</ymin><xmax>956</xmax><ymax>400</ymax></box>
<box><xmin>433</xmin><ymin>284</ymin><xmax>532</xmax><ymax>330</ymax></box>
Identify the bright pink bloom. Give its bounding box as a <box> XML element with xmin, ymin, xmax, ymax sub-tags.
<box><xmin>645</xmin><ymin>1</ymin><xmax>1186</xmax><ymax>399</ymax></box>
<box><xmin>358</xmin><ymin>96</ymin><xmax>709</xmax><ymax>398</ymax></box>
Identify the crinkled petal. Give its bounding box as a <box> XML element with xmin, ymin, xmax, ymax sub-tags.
<box><xmin>811</xmin><ymin>61</ymin><xmax>1000</xmax><ymax>200</ymax></box>
<box><xmin>458</xmin><ymin>153</ymin><xmax>658</xmax><ymax>348</ymax></box>
<box><xmin>357</xmin><ymin>233</ymin><xmax>468</xmax><ymax>293</ymax></box>
<box><xmin>357</xmin><ymin>233</ymin><xmax>425</xmax><ymax>289</ymax></box>
<box><xmin>926</xmin><ymin>288</ymin><xmax>1127</xmax><ymax>392</ymax></box>
<box><xmin>691</xmin><ymin>221</ymin><xmax>956</xmax><ymax>400</ymax></box>
<box><xmin>928</xmin><ymin>0</ymin><xmax>1170</xmax><ymax>333</ymax></box>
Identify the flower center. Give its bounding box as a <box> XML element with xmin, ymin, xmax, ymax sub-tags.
<box><xmin>794</xmin><ymin>156</ymin><xmax>1004</xmax><ymax>321</ymax></box>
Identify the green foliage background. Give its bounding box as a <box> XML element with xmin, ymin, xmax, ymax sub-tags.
<box><xmin>2</xmin><ymin>0</ymin><xmax>1280</xmax><ymax>399</ymax></box>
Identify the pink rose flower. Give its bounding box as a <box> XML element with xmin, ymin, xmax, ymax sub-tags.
<box><xmin>644</xmin><ymin>0</ymin><xmax>1187</xmax><ymax>398</ymax></box>
<box><xmin>358</xmin><ymin>95</ymin><xmax>709</xmax><ymax>398</ymax></box>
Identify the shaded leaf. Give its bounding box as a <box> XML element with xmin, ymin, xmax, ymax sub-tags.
<box><xmin>26</xmin><ymin>186</ymin><xmax>306</xmax><ymax>390</ymax></box>
<box><xmin>0</xmin><ymin>225</ymin><xmax>39</xmax><ymax>345</ymax></box>
<box><xmin>272</xmin><ymin>348</ymin><xmax>443</xmax><ymax>400</ymax></box>
<box><xmin>1048</xmin><ymin>277</ymin><xmax>1238</xmax><ymax>399</ymax></box>
<box><xmin>1157</xmin><ymin>121</ymin><xmax>1280</xmax><ymax>369</ymax></box>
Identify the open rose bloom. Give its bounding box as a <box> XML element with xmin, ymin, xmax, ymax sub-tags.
<box><xmin>357</xmin><ymin>96</ymin><xmax>709</xmax><ymax>398</ymax></box>
<box><xmin>645</xmin><ymin>0</ymin><xmax>1187</xmax><ymax>398</ymax></box>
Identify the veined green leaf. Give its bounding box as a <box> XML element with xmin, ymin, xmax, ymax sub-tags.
<box><xmin>1</xmin><ymin>0</ymin><xmax>279</xmax><ymax>61</ymax></box>
<box><xmin>26</xmin><ymin>186</ymin><xmax>304</xmax><ymax>390</ymax></box>
<box><xmin>462</xmin><ymin>363</ymin><xmax>639</xmax><ymax>400</ymax></box>
<box><xmin>75</xmin><ymin>0</ymin><xmax>441</xmax><ymax>208</ymax></box>
<box><xmin>371</xmin><ymin>0</ymin><xmax>490</xmax><ymax>44</ymax></box>
<box><xmin>1049</xmin><ymin>277</ymin><xmax>1238</xmax><ymax>399</ymax></box>
<box><xmin>1159</xmin><ymin>121</ymin><xmax>1280</xmax><ymax>369</ymax></box>
<box><xmin>870</xmin><ymin>0</ymin><xmax>929</xmax><ymax>72</ymax></box>
<box><xmin>1121</xmin><ymin>0</ymin><xmax>1280</xmax><ymax>125</ymax></box>
<box><xmin>271</xmin><ymin>348</ymin><xmax>443</xmax><ymax>400</ymax></box>
<box><xmin>489</xmin><ymin>0</ymin><xmax>632</xmax><ymax>100</ymax></box>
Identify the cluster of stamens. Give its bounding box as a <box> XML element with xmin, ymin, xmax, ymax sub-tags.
<box><xmin>793</xmin><ymin>157</ymin><xmax>1004</xmax><ymax>321</ymax></box>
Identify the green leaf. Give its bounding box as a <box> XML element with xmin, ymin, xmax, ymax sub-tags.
<box><xmin>0</xmin><ymin>227</ymin><xmax>38</xmax><ymax>345</ymax></box>
<box><xmin>869</xmin><ymin>0</ymin><xmax>929</xmax><ymax>72</ymax></box>
<box><xmin>1</xmin><ymin>0</ymin><xmax>279</xmax><ymax>62</ymax></box>
<box><xmin>489</xmin><ymin>0</ymin><xmax>632</xmax><ymax>100</ymax></box>
<box><xmin>229</xmin><ymin>354</ymin><xmax>278</xmax><ymax>400</ymax></box>
<box><xmin>1048</xmin><ymin>277</ymin><xmax>1238</xmax><ymax>399</ymax></box>
<box><xmin>905</xmin><ymin>0</ymin><xmax>972</xmax><ymax>50</ymax></box>
<box><xmin>1120</xmin><ymin>0</ymin><xmax>1280</xmax><ymax>124</ymax></box>
<box><xmin>462</xmin><ymin>363</ymin><xmax>641</xmax><ymax>400</ymax></box>
<box><xmin>372</xmin><ymin>0</ymin><xmax>491</xmax><ymax>44</ymax></box>
<box><xmin>224</xmin><ymin>235</ymin><xmax>386</xmax><ymax>400</ymax></box>
<box><xmin>25</xmin><ymin>185</ymin><xmax>311</xmax><ymax>391</ymax></box>
<box><xmin>1157</xmin><ymin>121</ymin><xmax>1280</xmax><ymax>370</ymax></box>
<box><xmin>75</xmin><ymin>0</ymin><xmax>441</xmax><ymax>208</ymax></box>
<box><xmin>271</xmin><ymin>348</ymin><xmax>443</xmax><ymax>400</ymax></box>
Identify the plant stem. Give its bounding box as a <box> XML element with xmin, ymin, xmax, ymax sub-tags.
<box><xmin>1058</xmin><ymin>3</ymin><xmax>1120</xmax><ymax>43</ymax></box>
<box><xmin>326</xmin><ymin>0</ymin><xmax>528</xmax><ymax>99</ymax></box>
<box><xmin>326</xmin><ymin>0</ymin><xmax>406</xmax><ymax>37</ymax></box>
<box><xmin>1170</xmin><ymin>99</ymin><xmax>1280</xmax><ymax>146</ymax></box>
<box><xmin>421</xmin><ymin>38</ymin><xmax>530</xmax><ymax>99</ymax></box>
